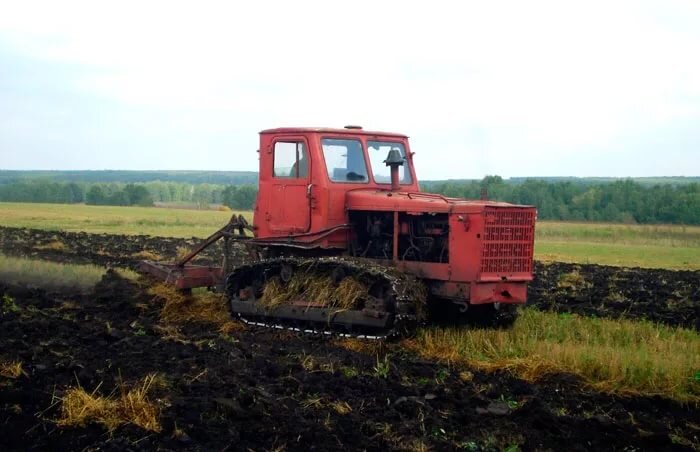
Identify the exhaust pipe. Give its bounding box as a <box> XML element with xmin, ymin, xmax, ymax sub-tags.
<box><xmin>384</xmin><ymin>148</ymin><xmax>404</xmax><ymax>191</ymax></box>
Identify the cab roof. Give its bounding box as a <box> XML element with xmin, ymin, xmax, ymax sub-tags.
<box><xmin>259</xmin><ymin>127</ymin><xmax>408</xmax><ymax>138</ymax></box>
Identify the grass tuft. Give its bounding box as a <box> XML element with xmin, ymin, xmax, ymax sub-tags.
<box><xmin>175</xmin><ymin>246</ymin><xmax>191</xmax><ymax>261</ymax></box>
<box><xmin>405</xmin><ymin>309</ymin><xmax>700</xmax><ymax>403</ymax></box>
<box><xmin>148</xmin><ymin>284</ymin><xmax>240</xmax><ymax>332</ymax></box>
<box><xmin>35</xmin><ymin>240</ymin><xmax>69</xmax><ymax>251</ymax></box>
<box><xmin>57</xmin><ymin>373</ymin><xmax>163</xmax><ymax>432</ymax></box>
<box><xmin>557</xmin><ymin>270</ymin><xmax>591</xmax><ymax>290</ymax></box>
<box><xmin>114</xmin><ymin>268</ymin><xmax>142</xmax><ymax>281</ymax></box>
<box><xmin>131</xmin><ymin>250</ymin><xmax>163</xmax><ymax>261</ymax></box>
<box><xmin>333</xmin><ymin>338</ymin><xmax>386</xmax><ymax>356</ymax></box>
<box><xmin>0</xmin><ymin>360</ymin><xmax>25</xmax><ymax>379</ymax></box>
<box><xmin>259</xmin><ymin>272</ymin><xmax>367</xmax><ymax>311</ymax></box>
<box><xmin>330</xmin><ymin>401</ymin><xmax>352</xmax><ymax>415</ymax></box>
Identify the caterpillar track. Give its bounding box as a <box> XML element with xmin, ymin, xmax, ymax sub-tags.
<box><xmin>225</xmin><ymin>257</ymin><xmax>428</xmax><ymax>339</ymax></box>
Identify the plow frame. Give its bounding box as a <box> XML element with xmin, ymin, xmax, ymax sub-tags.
<box><xmin>138</xmin><ymin>213</ymin><xmax>252</xmax><ymax>290</ymax></box>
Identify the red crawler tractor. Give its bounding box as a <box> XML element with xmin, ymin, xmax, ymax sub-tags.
<box><xmin>140</xmin><ymin>126</ymin><xmax>536</xmax><ymax>338</ymax></box>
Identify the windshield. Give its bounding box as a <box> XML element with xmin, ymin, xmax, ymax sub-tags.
<box><xmin>321</xmin><ymin>138</ymin><xmax>369</xmax><ymax>183</ymax></box>
<box><xmin>367</xmin><ymin>141</ymin><xmax>412</xmax><ymax>184</ymax></box>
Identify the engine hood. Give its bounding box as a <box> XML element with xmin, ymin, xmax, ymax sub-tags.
<box><xmin>345</xmin><ymin>189</ymin><xmax>531</xmax><ymax>214</ymax></box>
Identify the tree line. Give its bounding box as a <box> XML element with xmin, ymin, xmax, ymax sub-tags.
<box><xmin>0</xmin><ymin>181</ymin><xmax>257</xmax><ymax>210</ymax></box>
<box><xmin>0</xmin><ymin>170</ymin><xmax>258</xmax><ymax>185</ymax></box>
<box><xmin>0</xmin><ymin>177</ymin><xmax>698</xmax><ymax>224</ymax></box>
<box><xmin>424</xmin><ymin>177</ymin><xmax>700</xmax><ymax>225</ymax></box>
<box><xmin>2</xmin><ymin>170</ymin><xmax>696</xmax><ymax>187</ymax></box>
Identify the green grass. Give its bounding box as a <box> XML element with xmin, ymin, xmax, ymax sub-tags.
<box><xmin>407</xmin><ymin>309</ymin><xmax>700</xmax><ymax>403</ymax></box>
<box><xmin>0</xmin><ymin>202</ymin><xmax>249</xmax><ymax>238</ymax></box>
<box><xmin>536</xmin><ymin>241</ymin><xmax>699</xmax><ymax>270</ymax></box>
<box><xmin>536</xmin><ymin>221</ymin><xmax>700</xmax><ymax>246</ymax></box>
<box><xmin>0</xmin><ymin>254</ymin><xmax>107</xmax><ymax>291</ymax></box>
<box><xmin>535</xmin><ymin>221</ymin><xmax>700</xmax><ymax>270</ymax></box>
<box><xmin>0</xmin><ymin>202</ymin><xmax>698</xmax><ymax>270</ymax></box>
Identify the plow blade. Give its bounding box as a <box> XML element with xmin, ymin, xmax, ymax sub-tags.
<box><xmin>138</xmin><ymin>260</ymin><xmax>223</xmax><ymax>290</ymax></box>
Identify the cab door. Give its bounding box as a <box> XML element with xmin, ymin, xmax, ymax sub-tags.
<box><xmin>268</xmin><ymin>137</ymin><xmax>311</xmax><ymax>233</ymax></box>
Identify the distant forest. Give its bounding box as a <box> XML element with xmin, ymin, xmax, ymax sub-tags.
<box><xmin>1</xmin><ymin>170</ymin><xmax>697</xmax><ymax>187</ymax></box>
<box><xmin>0</xmin><ymin>170</ymin><xmax>258</xmax><ymax>185</ymax></box>
<box><xmin>0</xmin><ymin>171</ymin><xmax>698</xmax><ymax>225</ymax></box>
<box><xmin>0</xmin><ymin>180</ymin><xmax>257</xmax><ymax>211</ymax></box>
<box><xmin>423</xmin><ymin>177</ymin><xmax>700</xmax><ymax>225</ymax></box>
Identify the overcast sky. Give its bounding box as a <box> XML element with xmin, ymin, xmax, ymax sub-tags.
<box><xmin>1</xmin><ymin>0</ymin><xmax>699</xmax><ymax>179</ymax></box>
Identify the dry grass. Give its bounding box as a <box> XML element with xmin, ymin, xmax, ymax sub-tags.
<box><xmin>131</xmin><ymin>250</ymin><xmax>163</xmax><ymax>261</ymax></box>
<box><xmin>148</xmin><ymin>283</ymin><xmax>241</xmax><ymax>333</ymax></box>
<box><xmin>333</xmin><ymin>338</ymin><xmax>386</xmax><ymax>356</ymax></box>
<box><xmin>175</xmin><ymin>246</ymin><xmax>191</xmax><ymax>261</ymax></box>
<box><xmin>0</xmin><ymin>360</ymin><xmax>25</xmax><ymax>379</ymax></box>
<box><xmin>557</xmin><ymin>269</ymin><xmax>591</xmax><ymax>290</ymax></box>
<box><xmin>34</xmin><ymin>240</ymin><xmax>69</xmax><ymax>251</ymax></box>
<box><xmin>405</xmin><ymin>309</ymin><xmax>700</xmax><ymax>403</ymax></box>
<box><xmin>57</xmin><ymin>374</ymin><xmax>164</xmax><ymax>432</ymax></box>
<box><xmin>259</xmin><ymin>272</ymin><xmax>367</xmax><ymax>311</ymax></box>
<box><xmin>299</xmin><ymin>395</ymin><xmax>352</xmax><ymax>415</ymax></box>
<box><xmin>330</xmin><ymin>401</ymin><xmax>352</xmax><ymax>415</ymax></box>
<box><xmin>114</xmin><ymin>268</ymin><xmax>142</xmax><ymax>282</ymax></box>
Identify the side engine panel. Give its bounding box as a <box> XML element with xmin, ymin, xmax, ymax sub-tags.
<box><xmin>348</xmin><ymin>211</ymin><xmax>449</xmax><ymax>263</ymax></box>
<box><xmin>348</xmin><ymin>206</ymin><xmax>536</xmax><ymax>305</ymax></box>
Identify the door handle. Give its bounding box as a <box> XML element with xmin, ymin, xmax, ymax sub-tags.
<box><xmin>306</xmin><ymin>183</ymin><xmax>314</xmax><ymax>198</ymax></box>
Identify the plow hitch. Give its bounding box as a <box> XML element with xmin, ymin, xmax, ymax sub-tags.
<box><xmin>138</xmin><ymin>213</ymin><xmax>251</xmax><ymax>290</ymax></box>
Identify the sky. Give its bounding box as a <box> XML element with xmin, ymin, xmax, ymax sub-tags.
<box><xmin>0</xmin><ymin>0</ymin><xmax>699</xmax><ymax>179</ymax></box>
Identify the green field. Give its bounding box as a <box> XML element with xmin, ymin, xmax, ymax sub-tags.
<box><xmin>0</xmin><ymin>202</ymin><xmax>698</xmax><ymax>270</ymax></box>
<box><xmin>0</xmin><ymin>202</ymin><xmax>241</xmax><ymax>238</ymax></box>
<box><xmin>536</xmin><ymin>221</ymin><xmax>700</xmax><ymax>270</ymax></box>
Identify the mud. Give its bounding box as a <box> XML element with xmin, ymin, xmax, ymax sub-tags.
<box><xmin>529</xmin><ymin>262</ymin><xmax>700</xmax><ymax>330</ymax></box>
<box><xmin>2</xmin><ymin>226</ymin><xmax>698</xmax><ymax>330</ymax></box>
<box><xmin>0</xmin><ymin>226</ymin><xmax>227</xmax><ymax>268</ymax></box>
<box><xmin>1</xmin><ymin>273</ymin><xmax>698</xmax><ymax>451</ymax></box>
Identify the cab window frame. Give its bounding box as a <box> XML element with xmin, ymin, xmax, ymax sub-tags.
<box><xmin>319</xmin><ymin>136</ymin><xmax>370</xmax><ymax>184</ymax></box>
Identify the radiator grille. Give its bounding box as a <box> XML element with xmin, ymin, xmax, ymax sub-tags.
<box><xmin>480</xmin><ymin>208</ymin><xmax>536</xmax><ymax>275</ymax></box>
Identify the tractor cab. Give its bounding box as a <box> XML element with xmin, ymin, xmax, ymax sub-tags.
<box><xmin>253</xmin><ymin>126</ymin><xmax>420</xmax><ymax>245</ymax></box>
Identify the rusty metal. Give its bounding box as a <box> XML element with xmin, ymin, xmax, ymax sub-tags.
<box><xmin>176</xmin><ymin>213</ymin><xmax>252</xmax><ymax>267</ymax></box>
<box><xmin>138</xmin><ymin>261</ymin><xmax>223</xmax><ymax>290</ymax></box>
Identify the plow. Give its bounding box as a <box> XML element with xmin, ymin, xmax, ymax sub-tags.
<box><xmin>139</xmin><ymin>213</ymin><xmax>252</xmax><ymax>291</ymax></box>
<box><xmin>139</xmin><ymin>126</ymin><xmax>537</xmax><ymax>338</ymax></box>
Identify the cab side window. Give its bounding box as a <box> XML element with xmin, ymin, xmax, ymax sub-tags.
<box><xmin>273</xmin><ymin>142</ymin><xmax>308</xmax><ymax>178</ymax></box>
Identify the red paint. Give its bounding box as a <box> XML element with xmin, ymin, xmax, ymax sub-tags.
<box><xmin>252</xmin><ymin>127</ymin><xmax>537</xmax><ymax>306</ymax></box>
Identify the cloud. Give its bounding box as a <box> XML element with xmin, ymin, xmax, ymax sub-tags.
<box><xmin>1</xmin><ymin>0</ymin><xmax>699</xmax><ymax>177</ymax></box>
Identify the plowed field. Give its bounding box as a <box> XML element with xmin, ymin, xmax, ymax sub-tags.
<box><xmin>1</xmin><ymin>226</ymin><xmax>698</xmax><ymax>451</ymax></box>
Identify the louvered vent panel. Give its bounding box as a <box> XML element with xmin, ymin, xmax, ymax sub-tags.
<box><xmin>480</xmin><ymin>208</ymin><xmax>536</xmax><ymax>275</ymax></box>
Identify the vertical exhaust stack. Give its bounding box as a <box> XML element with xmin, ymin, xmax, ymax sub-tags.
<box><xmin>384</xmin><ymin>148</ymin><xmax>404</xmax><ymax>191</ymax></box>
